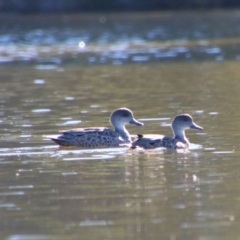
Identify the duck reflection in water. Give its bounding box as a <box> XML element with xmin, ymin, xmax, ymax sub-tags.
<box><xmin>51</xmin><ymin>107</ymin><xmax>143</xmax><ymax>148</ymax></box>
<box><xmin>131</xmin><ymin>114</ymin><xmax>203</xmax><ymax>150</ymax></box>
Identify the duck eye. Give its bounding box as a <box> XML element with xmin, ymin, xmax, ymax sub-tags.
<box><xmin>121</xmin><ymin>111</ymin><xmax>130</xmax><ymax>118</ymax></box>
<box><xmin>182</xmin><ymin>116</ymin><xmax>189</xmax><ymax>122</ymax></box>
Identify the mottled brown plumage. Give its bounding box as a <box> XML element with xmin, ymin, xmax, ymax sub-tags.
<box><xmin>131</xmin><ymin>114</ymin><xmax>203</xmax><ymax>149</ymax></box>
<box><xmin>51</xmin><ymin>108</ymin><xmax>143</xmax><ymax>147</ymax></box>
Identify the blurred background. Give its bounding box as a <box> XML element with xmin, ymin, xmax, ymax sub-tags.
<box><xmin>0</xmin><ymin>0</ymin><xmax>240</xmax><ymax>12</ymax></box>
<box><xmin>1</xmin><ymin>1</ymin><xmax>240</xmax><ymax>240</ymax></box>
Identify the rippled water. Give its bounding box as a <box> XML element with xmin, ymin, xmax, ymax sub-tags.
<box><xmin>1</xmin><ymin>11</ymin><xmax>240</xmax><ymax>240</ymax></box>
<box><xmin>1</xmin><ymin>11</ymin><xmax>240</xmax><ymax>65</ymax></box>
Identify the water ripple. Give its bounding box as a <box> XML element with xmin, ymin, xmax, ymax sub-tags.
<box><xmin>0</xmin><ymin>37</ymin><xmax>238</xmax><ymax>65</ymax></box>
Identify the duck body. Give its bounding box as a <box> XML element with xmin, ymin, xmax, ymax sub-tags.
<box><xmin>131</xmin><ymin>134</ymin><xmax>187</xmax><ymax>149</ymax></box>
<box><xmin>51</xmin><ymin>108</ymin><xmax>143</xmax><ymax>147</ymax></box>
<box><xmin>131</xmin><ymin>114</ymin><xmax>203</xmax><ymax>150</ymax></box>
<box><xmin>52</xmin><ymin>127</ymin><xmax>125</xmax><ymax>147</ymax></box>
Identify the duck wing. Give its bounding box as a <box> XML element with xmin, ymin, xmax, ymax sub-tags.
<box><xmin>51</xmin><ymin>127</ymin><xmax>119</xmax><ymax>147</ymax></box>
<box><xmin>131</xmin><ymin>134</ymin><xmax>165</xmax><ymax>149</ymax></box>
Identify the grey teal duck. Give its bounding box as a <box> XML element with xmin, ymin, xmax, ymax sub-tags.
<box><xmin>51</xmin><ymin>107</ymin><xmax>143</xmax><ymax>147</ymax></box>
<box><xmin>131</xmin><ymin>114</ymin><xmax>203</xmax><ymax>149</ymax></box>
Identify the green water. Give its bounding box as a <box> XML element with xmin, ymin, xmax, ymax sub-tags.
<box><xmin>1</xmin><ymin>10</ymin><xmax>240</xmax><ymax>240</ymax></box>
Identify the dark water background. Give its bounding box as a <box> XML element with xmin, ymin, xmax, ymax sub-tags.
<box><xmin>1</xmin><ymin>11</ymin><xmax>240</xmax><ymax>240</ymax></box>
<box><xmin>1</xmin><ymin>0</ymin><xmax>240</xmax><ymax>12</ymax></box>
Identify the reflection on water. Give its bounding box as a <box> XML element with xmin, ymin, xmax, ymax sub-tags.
<box><xmin>1</xmin><ymin>10</ymin><xmax>240</xmax><ymax>240</ymax></box>
<box><xmin>1</xmin><ymin>11</ymin><xmax>240</xmax><ymax>65</ymax></box>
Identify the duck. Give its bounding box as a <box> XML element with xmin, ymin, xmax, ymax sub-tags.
<box><xmin>131</xmin><ymin>114</ymin><xmax>203</xmax><ymax>149</ymax></box>
<box><xmin>51</xmin><ymin>107</ymin><xmax>143</xmax><ymax>147</ymax></box>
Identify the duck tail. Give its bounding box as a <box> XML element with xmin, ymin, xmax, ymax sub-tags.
<box><xmin>51</xmin><ymin>138</ymin><xmax>70</xmax><ymax>147</ymax></box>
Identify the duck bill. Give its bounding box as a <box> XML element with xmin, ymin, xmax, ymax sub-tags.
<box><xmin>129</xmin><ymin>118</ymin><xmax>144</xmax><ymax>126</ymax></box>
<box><xmin>190</xmin><ymin>122</ymin><xmax>203</xmax><ymax>131</ymax></box>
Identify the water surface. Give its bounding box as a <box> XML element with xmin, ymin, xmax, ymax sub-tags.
<box><xmin>1</xmin><ymin>10</ymin><xmax>240</xmax><ymax>240</ymax></box>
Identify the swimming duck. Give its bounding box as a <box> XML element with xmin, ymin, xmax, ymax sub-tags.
<box><xmin>131</xmin><ymin>114</ymin><xmax>203</xmax><ymax>149</ymax></box>
<box><xmin>51</xmin><ymin>107</ymin><xmax>143</xmax><ymax>147</ymax></box>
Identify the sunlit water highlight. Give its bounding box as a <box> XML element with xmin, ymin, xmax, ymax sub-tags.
<box><xmin>0</xmin><ymin>10</ymin><xmax>240</xmax><ymax>240</ymax></box>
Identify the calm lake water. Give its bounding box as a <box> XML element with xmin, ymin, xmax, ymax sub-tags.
<box><xmin>1</xmin><ymin>10</ymin><xmax>240</xmax><ymax>240</ymax></box>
